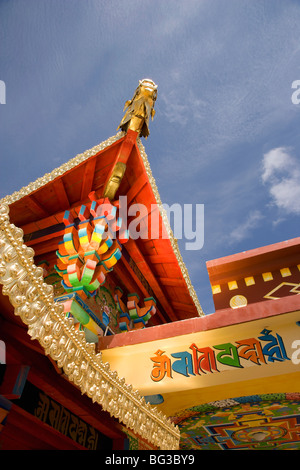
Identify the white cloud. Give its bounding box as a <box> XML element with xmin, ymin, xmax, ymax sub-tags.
<box><xmin>228</xmin><ymin>210</ymin><xmax>264</xmax><ymax>244</ymax></box>
<box><xmin>262</xmin><ymin>147</ymin><xmax>300</xmax><ymax>215</ymax></box>
<box><xmin>159</xmin><ymin>90</ymin><xmax>207</xmax><ymax>126</ymax></box>
<box><xmin>262</xmin><ymin>147</ymin><xmax>293</xmax><ymax>182</ymax></box>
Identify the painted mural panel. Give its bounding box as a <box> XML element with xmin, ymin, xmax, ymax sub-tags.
<box><xmin>171</xmin><ymin>393</ymin><xmax>300</xmax><ymax>450</ymax></box>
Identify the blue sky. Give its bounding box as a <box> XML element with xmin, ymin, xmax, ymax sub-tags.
<box><xmin>1</xmin><ymin>0</ymin><xmax>300</xmax><ymax>314</ymax></box>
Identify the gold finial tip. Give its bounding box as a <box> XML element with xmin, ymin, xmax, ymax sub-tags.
<box><xmin>118</xmin><ymin>79</ymin><xmax>158</xmax><ymax>139</ymax></box>
<box><xmin>139</xmin><ymin>78</ymin><xmax>158</xmax><ymax>90</ymax></box>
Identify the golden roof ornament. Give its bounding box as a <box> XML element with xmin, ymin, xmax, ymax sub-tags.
<box><xmin>118</xmin><ymin>78</ymin><xmax>157</xmax><ymax>138</ymax></box>
<box><xmin>102</xmin><ymin>79</ymin><xmax>158</xmax><ymax>201</ymax></box>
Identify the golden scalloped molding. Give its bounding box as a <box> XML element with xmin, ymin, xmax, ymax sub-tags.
<box><xmin>0</xmin><ymin>203</ymin><xmax>180</xmax><ymax>450</ymax></box>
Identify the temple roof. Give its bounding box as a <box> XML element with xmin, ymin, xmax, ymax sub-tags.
<box><xmin>0</xmin><ymin>131</ymin><xmax>203</xmax><ymax>323</ymax></box>
<box><xmin>0</xmin><ymin>81</ymin><xmax>203</xmax><ymax>450</ymax></box>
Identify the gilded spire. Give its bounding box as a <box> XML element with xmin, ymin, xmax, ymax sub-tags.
<box><xmin>118</xmin><ymin>79</ymin><xmax>157</xmax><ymax>139</ymax></box>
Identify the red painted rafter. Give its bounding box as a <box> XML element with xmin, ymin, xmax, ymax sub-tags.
<box><xmin>158</xmin><ymin>277</ymin><xmax>186</xmax><ymax>287</ymax></box>
<box><xmin>113</xmin><ymin>256</ymin><xmax>145</xmax><ymax>298</ymax></box>
<box><xmin>171</xmin><ymin>300</ymin><xmax>197</xmax><ymax>314</ymax></box>
<box><xmin>80</xmin><ymin>158</ymin><xmax>97</xmax><ymax>202</ymax></box>
<box><xmin>102</xmin><ymin>131</ymin><xmax>137</xmax><ymax>198</ymax></box>
<box><xmin>52</xmin><ymin>179</ymin><xmax>70</xmax><ymax>210</ymax></box>
<box><xmin>124</xmin><ymin>239</ymin><xmax>178</xmax><ymax>322</ymax></box>
<box><xmin>125</xmin><ymin>172</ymin><xmax>148</xmax><ymax>205</ymax></box>
<box><xmin>26</xmin><ymin>232</ymin><xmax>63</xmax><ymax>257</ymax></box>
<box><xmin>144</xmin><ymin>254</ymin><xmax>176</xmax><ymax>265</ymax></box>
<box><xmin>25</xmin><ymin>195</ymin><xmax>49</xmax><ymax>219</ymax></box>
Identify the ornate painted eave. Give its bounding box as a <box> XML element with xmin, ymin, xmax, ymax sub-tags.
<box><xmin>0</xmin><ymin>202</ymin><xmax>180</xmax><ymax>449</ymax></box>
<box><xmin>0</xmin><ymin>86</ymin><xmax>201</xmax><ymax>447</ymax></box>
<box><xmin>0</xmin><ymin>132</ymin><xmax>203</xmax><ymax>318</ymax></box>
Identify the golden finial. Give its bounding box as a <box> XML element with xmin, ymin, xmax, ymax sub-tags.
<box><xmin>118</xmin><ymin>79</ymin><xmax>158</xmax><ymax>138</ymax></box>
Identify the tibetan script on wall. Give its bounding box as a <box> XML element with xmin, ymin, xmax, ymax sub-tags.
<box><xmin>150</xmin><ymin>329</ymin><xmax>290</xmax><ymax>382</ymax></box>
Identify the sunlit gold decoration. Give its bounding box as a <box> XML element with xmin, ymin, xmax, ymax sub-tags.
<box><xmin>104</xmin><ymin>78</ymin><xmax>158</xmax><ymax>200</ymax></box>
<box><xmin>118</xmin><ymin>79</ymin><xmax>157</xmax><ymax>139</ymax></box>
<box><xmin>0</xmin><ymin>203</ymin><xmax>180</xmax><ymax>450</ymax></box>
<box><xmin>103</xmin><ymin>161</ymin><xmax>127</xmax><ymax>201</ymax></box>
<box><xmin>103</xmin><ymin>129</ymin><xmax>137</xmax><ymax>201</ymax></box>
<box><xmin>230</xmin><ymin>295</ymin><xmax>248</xmax><ymax>309</ymax></box>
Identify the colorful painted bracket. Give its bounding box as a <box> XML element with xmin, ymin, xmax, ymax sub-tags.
<box><xmin>114</xmin><ymin>287</ymin><xmax>156</xmax><ymax>331</ymax></box>
<box><xmin>55</xmin><ymin>292</ymin><xmax>105</xmax><ymax>341</ymax></box>
<box><xmin>55</xmin><ymin>197</ymin><xmax>128</xmax><ymax>297</ymax></box>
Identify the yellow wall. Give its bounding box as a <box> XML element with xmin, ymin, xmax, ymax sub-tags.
<box><xmin>101</xmin><ymin>309</ymin><xmax>300</xmax><ymax>416</ymax></box>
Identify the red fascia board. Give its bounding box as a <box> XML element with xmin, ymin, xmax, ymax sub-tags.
<box><xmin>206</xmin><ymin>237</ymin><xmax>300</xmax><ymax>284</ymax></box>
<box><xmin>98</xmin><ymin>293</ymin><xmax>300</xmax><ymax>350</ymax></box>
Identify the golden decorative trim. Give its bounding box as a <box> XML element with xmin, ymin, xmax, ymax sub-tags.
<box><xmin>264</xmin><ymin>281</ymin><xmax>300</xmax><ymax>300</ymax></box>
<box><xmin>0</xmin><ymin>203</ymin><xmax>180</xmax><ymax>450</ymax></box>
<box><xmin>244</xmin><ymin>276</ymin><xmax>255</xmax><ymax>286</ymax></box>
<box><xmin>136</xmin><ymin>138</ymin><xmax>204</xmax><ymax>317</ymax></box>
<box><xmin>262</xmin><ymin>272</ymin><xmax>273</xmax><ymax>282</ymax></box>
<box><xmin>103</xmin><ymin>161</ymin><xmax>127</xmax><ymax>200</ymax></box>
<box><xmin>280</xmin><ymin>267</ymin><xmax>291</xmax><ymax>277</ymax></box>
<box><xmin>211</xmin><ymin>284</ymin><xmax>221</xmax><ymax>295</ymax></box>
<box><xmin>228</xmin><ymin>280</ymin><xmax>238</xmax><ymax>291</ymax></box>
